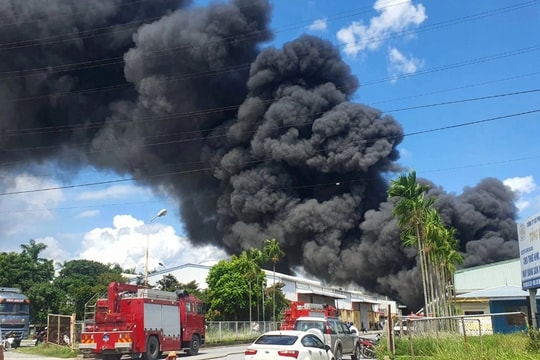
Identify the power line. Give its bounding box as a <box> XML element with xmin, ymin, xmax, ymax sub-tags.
<box><xmin>1</xmin><ymin>87</ymin><xmax>538</xmax><ymax>155</ymax></box>
<box><xmin>382</xmin><ymin>88</ymin><xmax>540</xmax><ymax>114</ymax></box>
<box><xmin>0</xmin><ymin>0</ymin><xmax>152</xmax><ymax>26</ymax></box>
<box><xmin>360</xmin><ymin>71</ymin><xmax>540</xmax><ymax>106</ymax></box>
<box><xmin>0</xmin><ymin>1</ymin><xmax>393</xmax><ymax>76</ymax></box>
<box><xmin>0</xmin><ymin>0</ymin><xmax>535</xmax><ymax>84</ymax></box>
<box><xmin>3</xmin><ymin>40</ymin><xmax>539</xmax><ymax>138</ymax></box>
<box><xmin>1</xmin><ymin>108</ymin><xmax>538</xmax><ymax>196</ymax></box>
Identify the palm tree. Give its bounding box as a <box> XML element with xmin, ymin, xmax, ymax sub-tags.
<box><xmin>389</xmin><ymin>170</ymin><xmax>464</xmax><ymax>318</ymax></box>
<box><xmin>434</xmin><ymin>227</ymin><xmax>463</xmax><ymax>318</ymax></box>
<box><xmin>388</xmin><ymin>170</ymin><xmax>434</xmax><ymax>315</ymax></box>
<box><xmin>156</xmin><ymin>274</ymin><xmax>179</xmax><ymax>292</ymax></box>
<box><xmin>20</xmin><ymin>239</ymin><xmax>47</xmax><ymax>263</ymax></box>
<box><xmin>238</xmin><ymin>249</ymin><xmax>264</xmax><ymax>325</ymax></box>
<box><xmin>263</xmin><ymin>238</ymin><xmax>284</xmax><ymax>323</ymax></box>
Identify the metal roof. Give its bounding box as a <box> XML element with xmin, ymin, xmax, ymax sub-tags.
<box><xmin>455</xmin><ymin>285</ymin><xmax>533</xmax><ymax>300</ymax></box>
<box><xmin>297</xmin><ymin>289</ymin><xmax>347</xmax><ymax>299</ymax></box>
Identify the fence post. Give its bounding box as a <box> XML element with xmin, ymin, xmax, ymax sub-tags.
<box><xmin>529</xmin><ymin>289</ymin><xmax>538</xmax><ymax>329</ymax></box>
<box><xmin>460</xmin><ymin>317</ymin><xmax>467</xmax><ymax>348</ymax></box>
<box><xmin>386</xmin><ymin>304</ymin><xmax>394</xmax><ymax>355</ymax></box>
<box><xmin>70</xmin><ymin>314</ymin><xmax>76</xmax><ymax>350</ymax></box>
<box><xmin>219</xmin><ymin>321</ymin><xmax>222</xmax><ymax>341</ymax></box>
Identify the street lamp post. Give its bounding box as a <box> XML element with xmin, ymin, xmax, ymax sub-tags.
<box><xmin>144</xmin><ymin>208</ymin><xmax>167</xmax><ymax>286</ymax></box>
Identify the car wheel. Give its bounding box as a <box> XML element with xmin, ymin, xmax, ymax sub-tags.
<box><xmin>334</xmin><ymin>345</ymin><xmax>343</xmax><ymax>360</ymax></box>
<box><xmin>353</xmin><ymin>343</ymin><xmax>361</xmax><ymax>360</ymax></box>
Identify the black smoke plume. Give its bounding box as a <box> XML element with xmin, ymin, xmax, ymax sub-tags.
<box><xmin>0</xmin><ymin>0</ymin><xmax>519</xmax><ymax>311</ymax></box>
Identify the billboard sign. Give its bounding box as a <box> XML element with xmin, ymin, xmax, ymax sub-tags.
<box><xmin>518</xmin><ymin>213</ymin><xmax>540</xmax><ymax>289</ymax></box>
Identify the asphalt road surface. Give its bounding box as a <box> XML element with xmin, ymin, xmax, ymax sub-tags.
<box><xmin>3</xmin><ymin>343</ymin><xmax>248</xmax><ymax>360</ymax></box>
<box><xmin>4</xmin><ymin>335</ymin><xmax>380</xmax><ymax>360</ymax></box>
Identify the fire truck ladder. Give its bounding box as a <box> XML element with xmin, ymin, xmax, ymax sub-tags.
<box><xmin>83</xmin><ymin>292</ymin><xmax>101</xmax><ymax>330</ymax></box>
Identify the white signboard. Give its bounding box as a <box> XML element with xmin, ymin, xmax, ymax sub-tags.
<box><xmin>518</xmin><ymin>213</ymin><xmax>540</xmax><ymax>289</ymax></box>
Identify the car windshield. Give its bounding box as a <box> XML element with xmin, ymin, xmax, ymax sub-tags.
<box><xmin>294</xmin><ymin>320</ymin><xmax>325</xmax><ymax>332</ymax></box>
<box><xmin>255</xmin><ymin>335</ymin><xmax>297</xmax><ymax>345</ymax></box>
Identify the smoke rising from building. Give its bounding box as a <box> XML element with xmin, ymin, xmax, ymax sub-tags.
<box><xmin>0</xmin><ymin>0</ymin><xmax>519</xmax><ymax>310</ymax></box>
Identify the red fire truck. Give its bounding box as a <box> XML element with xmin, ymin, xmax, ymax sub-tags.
<box><xmin>79</xmin><ymin>282</ymin><xmax>205</xmax><ymax>360</ymax></box>
<box><xmin>279</xmin><ymin>301</ymin><xmax>338</xmax><ymax>330</ymax></box>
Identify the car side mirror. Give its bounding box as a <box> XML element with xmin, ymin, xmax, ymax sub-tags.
<box><xmin>350</xmin><ymin>329</ymin><xmax>357</xmax><ymax>334</ymax></box>
<box><xmin>324</xmin><ymin>345</ymin><xmax>331</xmax><ymax>351</ymax></box>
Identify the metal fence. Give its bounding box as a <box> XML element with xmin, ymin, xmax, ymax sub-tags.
<box><xmin>205</xmin><ymin>321</ymin><xmax>279</xmax><ymax>343</ymax></box>
<box><xmin>42</xmin><ymin>319</ymin><xmax>292</xmax><ymax>346</ymax></box>
<box><xmin>47</xmin><ymin>314</ymin><xmax>77</xmax><ymax>350</ymax></box>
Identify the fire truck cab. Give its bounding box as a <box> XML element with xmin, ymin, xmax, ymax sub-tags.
<box><xmin>79</xmin><ymin>282</ymin><xmax>205</xmax><ymax>360</ymax></box>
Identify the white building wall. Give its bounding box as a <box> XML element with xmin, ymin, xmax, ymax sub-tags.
<box><xmin>454</xmin><ymin>258</ymin><xmax>521</xmax><ymax>294</ymax></box>
<box><xmin>146</xmin><ymin>263</ymin><xmax>393</xmax><ymax>318</ymax></box>
<box><xmin>148</xmin><ymin>263</ymin><xmax>213</xmax><ymax>289</ymax></box>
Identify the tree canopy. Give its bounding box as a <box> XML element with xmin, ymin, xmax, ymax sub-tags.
<box><xmin>205</xmin><ymin>248</ymin><xmax>287</xmax><ymax>321</ymax></box>
<box><xmin>1</xmin><ymin>240</ymin><xmax>288</xmax><ymax>325</ymax></box>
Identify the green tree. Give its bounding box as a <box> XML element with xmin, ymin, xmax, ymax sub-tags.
<box><xmin>20</xmin><ymin>239</ymin><xmax>48</xmax><ymax>263</ymax></box>
<box><xmin>25</xmin><ymin>282</ymin><xmax>64</xmax><ymax>325</ymax></box>
<box><xmin>206</xmin><ymin>259</ymin><xmax>249</xmax><ymax>320</ymax></box>
<box><xmin>388</xmin><ymin>170</ymin><xmax>436</xmax><ymax>315</ymax></box>
<box><xmin>157</xmin><ymin>274</ymin><xmax>180</xmax><ymax>292</ymax></box>
<box><xmin>0</xmin><ymin>240</ymin><xmax>55</xmax><ymax>324</ymax></box>
<box><xmin>388</xmin><ymin>170</ymin><xmax>463</xmax><ymax>317</ymax></box>
<box><xmin>263</xmin><ymin>238</ymin><xmax>284</xmax><ymax>321</ymax></box>
<box><xmin>237</xmin><ymin>249</ymin><xmax>265</xmax><ymax>324</ymax></box>
<box><xmin>426</xmin><ymin>212</ymin><xmax>463</xmax><ymax>317</ymax></box>
<box><xmin>264</xmin><ymin>282</ymin><xmax>289</xmax><ymax>323</ymax></box>
<box><xmin>0</xmin><ymin>240</ymin><xmax>54</xmax><ymax>291</ymax></box>
<box><xmin>176</xmin><ymin>280</ymin><xmax>205</xmax><ymax>300</ymax></box>
<box><xmin>54</xmin><ymin>259</ymin><xmax>125</xmax><ymax>319</ymax></box>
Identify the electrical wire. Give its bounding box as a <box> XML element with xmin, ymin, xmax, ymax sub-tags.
<box><xmin>0</xmin><ymin>107</ymin><xmax>538</xmax><ymax>196</ymax></box>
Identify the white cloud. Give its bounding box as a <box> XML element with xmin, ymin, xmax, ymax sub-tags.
<box><xmin>503</xmin><ymin>176</ymin><xmax>538</xmax><ymax>215</ymax></box>
<box><xmin>503</xmin><ymin>176</ymin><xmax>537</xmax><ymax>194</ymax></box>
<box><xmin>307</xmin><ymin>18</ymin><xmax>327</xmax><ymax>31</ymax></box>
<box><xmin>78</xmin><ymin>185</ymin><xmax>147</xmax><ymax>200</ymax></box>
<box><xmin>337</xmin><ymin>0</ymin><xmax>427</xmax><ymax>57</ymax></box>
<box><xmin>79</xmin><ymin>214</ymin><xmax>227</xmax><ymax>274</ymax></box>
<box><xmin>76</xmin><ymin>210</ymin><xmax>100</xmax><ymax>218</ymax></box>
<box><xmin>0</xmin><ymin>173</ymin><xmax>64</xmax><ymax>239</ymax></box>
<box><xmin>388</xmin><ymin>47</ymin><xmax>423</xmax><ymax>81</ymax></box>
<box><xmin>515</xmin><ymin>199</ymin><xmax>531</xmax><ymax>212</ymax></box>
<box><xmin>36</xmin><ymin>236</ymin><xmax>72</xmax><ymax>266</ymax></box>
<box><xmin>398</xmin><ymin>147</ymin><xmax>412</xmax><ymax>159</ymax></box>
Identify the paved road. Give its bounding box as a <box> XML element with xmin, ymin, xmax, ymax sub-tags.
<box><xmin>4</xmin><ymin>334</ymin><xmax>381</xmax><ymax>360</ymax></box>
<box><xmin>3</xmin><ymin>344</ymin><xmax>248</xmax><ymax>360</ymax></box>
<box><xmin>3</xmin><ymin>349</ymin><xmax>55</xmax><ymax>360</ymax></box>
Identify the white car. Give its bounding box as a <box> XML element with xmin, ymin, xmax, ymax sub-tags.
<box><xmin>245</xmin><ymin>330</ymin><xmax>335</xmax><ymax>360</ymax></box>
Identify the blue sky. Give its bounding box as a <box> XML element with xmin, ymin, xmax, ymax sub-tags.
<box><xmin>1</xmin><ymin>0</ymin><xmax>539</xmax><ymax>280</ymax></box>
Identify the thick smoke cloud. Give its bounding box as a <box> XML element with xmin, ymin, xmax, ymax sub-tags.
<box><xmin>0</xmin><ymin>0</ymin><xmax>519</xmax><ymax>311</ymax></box>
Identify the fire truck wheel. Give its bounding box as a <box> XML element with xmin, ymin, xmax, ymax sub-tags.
<box><xmin>145</xmin><ymin>336</ymin><xmax>160</xmax><ymax>360</ymax></box>
<box><xmin>187</xmin><ymin>335</ymin><xmax>200</xmax><ymax>355</ymax></box>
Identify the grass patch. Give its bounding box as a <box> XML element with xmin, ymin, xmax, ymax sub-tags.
<box><xmin>377</xmin><ymin>332</ymin><xmax>540</xmax><ymax>360</ymax></box>
<box><xmin>15</xmin><ymin>343</ymin><xmax>79</xmax><ymax>358</ymax></box>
